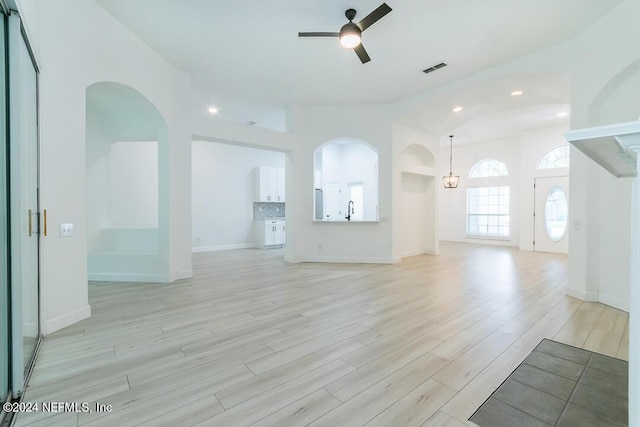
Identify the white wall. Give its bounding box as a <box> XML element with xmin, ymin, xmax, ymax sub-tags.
<box><xmin>567</xmin><ymin>0</ymin><xmax>640</xmax><ymax>311</ymax></box>
<box><xmin>191</xmin><ymin>141</ymin><xmax>285</xmax><ymax>251</ymax></box>
<box><xmin>110</xmin><ymin>141</ymin><xmax>159</xmax><ymax>229</ymax></box>
<box><xmin>563</xmin><ymin>3</ymin><xmax>640</xmax><ymax>424</ymax></box>
<box><xmin>437</xmin><ymin>125</ymin><xmax>570</xmax><ymax>250</ymax></box>
<box><xmin>399</xmin><ymin>173</ymin><xmax>436</xmax><ymax>256</ymax></box>
<box><xmin>86</xmin><ymin>122</ymin><xmax>111</xmax><ymax>251</ymax></box>
<box><xmin>285</xmin><ymin>104</ymin><xmax>394</xmax><ymax>263</ymax></box>
<box><xmin>17</xmin><ymin>0</ymin><xmax>192</xmax><ymax>334</ymax></box>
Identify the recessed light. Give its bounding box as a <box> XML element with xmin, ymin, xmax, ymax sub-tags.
<box><xmin>207</xmin><ymin>106</ymin><xmax>219</xmax><ymax>114</ymax></box>
<box><xmin>511</xmin><ymin>90</ymin><xmax>523</xmax><ymax>96</ymax></box>
<box><xmin>452</xmin><ymin>106</ymin><xmax>463</xmax><ymax>113</ymax></box>
<box><xmin>557</xmin><ymin>111</ymin><xmax>569</xmax><ymax>117</ymax></box>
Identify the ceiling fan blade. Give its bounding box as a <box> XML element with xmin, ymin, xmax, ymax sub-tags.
<box><xmin>298</xmin><ymin>32</ymin><xmax>340</xmax><ymax>37</ymax></box>
<box><xmin>357</xmin><ymin>3</ymin><xmax>392</xmax><ymax>32</ymax></box>
<box><xmin>353</xmin><ymin>43</ymin><xmax>371</xmax><ymax>64</ymax></box>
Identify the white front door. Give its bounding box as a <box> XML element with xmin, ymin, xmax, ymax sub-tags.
<box><xmin>534</xmin><ymin>176</ymin><xmax>569</xmax><ymax>253</ymax></box>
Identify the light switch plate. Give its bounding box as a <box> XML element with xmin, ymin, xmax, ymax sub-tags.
<box><xmin>60</xmin><ymin>223</ymin><xmax>74</xmax><ymax>237</ymax></box>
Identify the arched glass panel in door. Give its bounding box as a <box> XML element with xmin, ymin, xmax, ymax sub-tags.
<box><xmin>544</xmin><ymin>186</ymin><xmax>568</xmax><ymax>241</ymax></box>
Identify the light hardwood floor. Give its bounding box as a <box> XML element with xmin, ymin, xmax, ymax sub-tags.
<box><xmin>15</xmin><ymin>242</ymin><xmax>628</xmax><ymax>426</ymax></box>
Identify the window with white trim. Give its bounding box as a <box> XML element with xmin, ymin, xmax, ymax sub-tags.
<box><xmin>538</xmin><ymin>145</ymin><xmax>570</xmax><ymax>169</ymax></box>
<box><xmin>467</xmin><ymin>186</ymin><xmax>510</xmax><ymax>238</ymax></box>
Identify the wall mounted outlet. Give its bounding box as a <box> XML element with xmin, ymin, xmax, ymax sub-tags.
<box><xmin>59</xmin><ymin>223</ymin><xmax>74</xmax><ymax>237</ymax></box>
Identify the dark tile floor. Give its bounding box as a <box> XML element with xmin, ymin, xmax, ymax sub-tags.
<box><xmin>470</xmin><ymin>339</ymin><xmax>628</xmax><ymax>427</ymax></box>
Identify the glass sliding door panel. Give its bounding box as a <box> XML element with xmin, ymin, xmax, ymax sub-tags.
<box><xmin>0</xmin><ymin>12</ymin><xmax>9</xmax><ymax>406</ymax></box>
<box><xmin>8</xmin><ymin>13</ymin><xmax>40</xmax><ymax>394</ymax></box>
<box><xmin>16</xmin><ymin>30</ymin><xmax>39</xmax><ymax>374</ymax></box>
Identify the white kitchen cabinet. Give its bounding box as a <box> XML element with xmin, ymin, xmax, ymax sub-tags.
<box><xmin>256</xmin><ymin>166</ymin><xmax>285</xmax><ymax>202</ymax></box>
<box><xmin>256</xmin><ymin>220</ymin><xmax>285</xmax><ymax>249</ymax></box>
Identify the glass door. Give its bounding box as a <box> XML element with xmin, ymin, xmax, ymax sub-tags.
<box><xmin>8</xmin><ymin>12</ymin><xmax>40</xmax><ymax>395</ymax></box>
<box><xmin>1</xmin><ymin>10</ymin><xmax>9</xmax><ymax>409</ymax></box>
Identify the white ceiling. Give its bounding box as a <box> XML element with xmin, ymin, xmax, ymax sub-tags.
<box><xmin>94</xmin><ymin>0</ymin><xmax>621</xmax><ymax>139</ymax></box>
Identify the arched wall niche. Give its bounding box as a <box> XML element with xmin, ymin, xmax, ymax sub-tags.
<box><xmin>313</xmin><ymin>137</ymin><xmax>379</xmax><ymax>222</ymax></box>
<box><xmin>401</xmin><ymin>143</ymin><xmax>436</xmax><ymax>175</ymax></box>
<box><xmin>399</xmin><ymin>143</ymin><xmax>438</xmax><ymax>257</ymax></box>
<box><xmin>588</xmin><ymin>58</ymin><xmax>640</xmax><ymax>127</ymax></box>
<box><xmin>85</xmin><ymin>81</ymin><xmax>171</xmax><ymax>282</ymax></box>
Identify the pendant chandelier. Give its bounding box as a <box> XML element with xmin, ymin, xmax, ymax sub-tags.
<box><xmin>443</xmin><ymin>134</ymin><xmax>459</xmax><ymax>189</ymax></box>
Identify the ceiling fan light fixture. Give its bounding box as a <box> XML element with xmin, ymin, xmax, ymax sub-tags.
<box><xmin>339</xmin><ymin>23</ymin><xmax>361</xmax><ymax>48</ymax></box>
<box><xmin>298</xmin><ymin>4</ymin><xmax>391</xmax><ymax>63</ymax></box>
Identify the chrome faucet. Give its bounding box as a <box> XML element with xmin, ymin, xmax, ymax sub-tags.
<box><xmin>346</xmin><ymin>200</ymin><xmax>354</xmax><ymax>221</ymax></box>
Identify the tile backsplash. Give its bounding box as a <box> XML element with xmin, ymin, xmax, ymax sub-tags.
<box><xmin>254</xmin><ymin>202</ymin><xmax>285</xmax><ymax>219</ymax></box>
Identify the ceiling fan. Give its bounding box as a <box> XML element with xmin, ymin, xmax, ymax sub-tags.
<box><xmin>298</xmin><ymin>3</ymin><xmax>392</xmax><ymax>64</ymax></box>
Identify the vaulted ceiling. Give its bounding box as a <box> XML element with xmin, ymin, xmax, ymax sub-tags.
<box><xmin>95</xmin><ymin>0</ymin><xmax>621</xmax><ymax>142</ymax></box>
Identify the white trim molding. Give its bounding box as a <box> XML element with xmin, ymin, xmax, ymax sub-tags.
<box><xmin>285</xmin><ymin>255</ymin><xmax>400</xmax><ymax>264</ymax></box>
<box><xmin>45</xmin><ymin>305</ymin><xmax>91</xmax><ymax>335</ymax></box>
<box><xmin>192</xmin><ymin>243</ymin><xmax>256</xmax><ymax>253</ymax></box>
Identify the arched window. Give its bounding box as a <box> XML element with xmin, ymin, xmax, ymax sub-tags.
<box><xmin>538</xmin><ymin>145</ymin><xmax>570</xmax><ymax>169</ymax></box>
<box><xmin>469</xmin><ymin>159</ymin><xmax>508</xmax><ymax>178</ymax></box>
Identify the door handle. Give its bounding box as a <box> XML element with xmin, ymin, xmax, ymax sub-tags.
<box><xmin>28</xmin><ymin>209</ymin><xmax>32</xmax><ymax>236</ymax></box>
<box><xmin>43</xmin><ymin>209</ymin><xmax>47</xmax><ymax>237</ymax></box>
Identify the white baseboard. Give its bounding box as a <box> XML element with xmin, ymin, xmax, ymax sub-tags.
<box><xmin>400</xmin><ymin>249</ymin><xmax>438</xmax><ymax>258</ymax></box>
<box><xmin>45</xmin><ymin>304</ymin><xmax>91</xmax><ymax>335</ymax></box>
<box><xmin>400</xmin><ymin>250</ymin><xmax>424</xmax><ymax>258</ymax></box>
<box><xmin>565</xmin><ymin>287</ymin><xmax>598</xmax><ymax>302</ymax></box>
<box><xmin>88</xmin><ymin>273</ymin><xmax>171</xmax><ymax>283</ymax></box>
<box><xmin>170</xmin><ymin>269</ymin><xmax>194</xmax><ymax>281</ymax></box>
<box><xmin>286</xmin><ymin>255</ymin><xmax>397</xmax><ymax>264</ymax></box>
<box><xmin>192</xmin><ymin>243</ymin><xmax>255</xmax><ymax>253</ymax></box>
<box><xmin>565</xmin><ymin>287</ymin><xmax>629</xmax><ymax>312</ymax></box>
<box><xmin>598</xmin><ymin>292</ymin><xmax>629</xmax><ymax>312</ymax></box>
<box><xmin>90</xmin><ymin>270</ymin><xmax>194</xmax><ymax>283</ymax></box>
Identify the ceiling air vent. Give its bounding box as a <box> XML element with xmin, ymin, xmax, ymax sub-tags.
<box><xmin>423</xmin><ymin>62</ymin><xmax>448</xmax><ymax>74</ymax></box>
